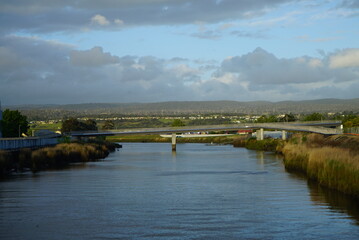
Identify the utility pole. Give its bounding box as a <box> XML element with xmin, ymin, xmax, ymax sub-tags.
<box><xmin>0</xmin><ymin>100</ymin><xmax>2</xmax><ymax>138</ymax></box>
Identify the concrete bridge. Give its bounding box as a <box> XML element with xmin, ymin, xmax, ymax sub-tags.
<box><xmin>69</xmin><ymin>121</ymin><xmax>342</xmax><ymax>151</ymax></box>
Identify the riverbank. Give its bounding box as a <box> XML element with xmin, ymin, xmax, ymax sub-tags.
<box><xmin>281</xmin><ymin>134</ymin><xmax>359</xmax><ymax>198</ymax></box>
<box><xmin>233</xmin><ymin>133</ymin><xmax>359</xmax><ymax>198</ymax></box>
<box><xmin>106</xmin><ymin>134</ymin><xmax>237</xmax><ymax>144</ymax></box>
<box><xmin>0</xmin><ymin>141</ymin><xmax>121</xmax><ymax>177</ymax></box>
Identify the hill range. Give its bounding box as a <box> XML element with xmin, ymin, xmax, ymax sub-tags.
<box><xmin>6</xmin><ymin>98</ymin><xmax>359</xmax><ymax>120</ymax></box>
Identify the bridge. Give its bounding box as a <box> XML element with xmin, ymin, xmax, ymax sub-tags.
<box><xmin>69</xmin><ymin>121</ymin><xmax>342</xmax><ymax>151</ymax></box>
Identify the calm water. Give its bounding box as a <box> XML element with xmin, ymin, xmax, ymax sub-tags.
<box><xmin>1</xmin><ymin>143</ymin><xmax>359</xmax><ymax>239</ymax></box>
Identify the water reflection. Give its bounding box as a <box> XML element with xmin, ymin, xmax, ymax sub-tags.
<box><xmin>285</xmin><ymin>167</ymin><xmax>359</xmax><ymax>225</ymax></box>
<box><xmin>307</xmin><ymin>180</ymin><xmax>359</xmax><ymax>225</ymax></box>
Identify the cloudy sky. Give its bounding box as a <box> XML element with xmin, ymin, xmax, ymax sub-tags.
<box><xmin>0</xmin><ymin>0</ymin><xmax>358</xmax><ymax>105</ymax></box>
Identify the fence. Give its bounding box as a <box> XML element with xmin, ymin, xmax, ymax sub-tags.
<box><xmin>0</xmin><ymin>137</ymin><xmax>59</xmax><ymax>150</ymax></box>
<box><xmin>344</xmin><ymin>127</ymin><xmax>359</xmax><ymax>134</ymax></box>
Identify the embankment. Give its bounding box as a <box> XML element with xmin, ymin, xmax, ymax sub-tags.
<box><xmin>0</xmin><ymin>141</ymin><xmax>121</xmax><ymax>176</ymax></box>
<box><xmin>234</xmin><ymin>133</ymin><xmax>359</xmax><ymax>198</ymax></box>
<box><xmin>281</xmin><ymin>134</ymin><xmax>359</xmax><ymax>198</ymax></box>
<box><xmin>233</xmin><ymin>137</ymin><xmax>284</xmax><ymax>152</ymax></box>
<box><xmin>107</xmin><ymin>134</ymin><xmax>236</xmax><ymax>144</ymax></box>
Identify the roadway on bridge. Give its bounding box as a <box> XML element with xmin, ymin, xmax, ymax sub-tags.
<box><xmin>69</xmin><ymin>121</ymin><xmax>342</xmax><ymax>137</ymax></box>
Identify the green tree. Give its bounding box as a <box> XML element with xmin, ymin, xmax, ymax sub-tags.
<box><xmin>279</xmin><ymin>113</ymin><xmax>296</xmax><ymax>122</ymax></box>
<box><xmin>343</xmin><ymin>117</ymin><xmax>359</xmax><ymax>128</ymax></box>
<box><xmin>61</xmin><ymin>118</ymin><xmax>98</xmax><ymax>133</ymax></box>
<box><xmin>1</xmin><ymin>109</ymin><xmax>29</xmax><ymax>138</ymax></box>
<box><xmin>103</xmin><ymin>120</ymin><xmax>115</xmax><ymax>130</ymax></box>
<box><xmin>303</xmin><ymin>113</ymin><xmax>325</xmax><ymax>121</ymax></box>
<box><xmin>172</xmin><ymin>119</ymin><xmax>185</xmax><ymax>127</ymax></box>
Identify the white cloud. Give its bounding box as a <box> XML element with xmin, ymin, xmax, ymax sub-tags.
<box><xmin>91</xmin><ymin>14</ymin><xmax>110</xmax><ymax>25</ymax></box>
<box><xmin>114</xmin><ymin>19</ymin><xmax>124</xmax><ymax>25</ymax></box>
<box><xmin>329</xmin><ymin>49</ymin><xmax>359</xmax><ymax>68</ymax></box>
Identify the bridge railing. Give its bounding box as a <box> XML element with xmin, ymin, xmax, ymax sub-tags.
<box><xmin>68</xmin><ymin>121</ymin><xmax>343</xmax><ymax>137</ymax></box>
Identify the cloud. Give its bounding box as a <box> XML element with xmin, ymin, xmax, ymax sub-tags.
<box><xmin>295</xmin><ymin>35</ymin><xmax>340</xmax><ymax>42</ymax></box>
<box><xmin>0</xmin><ymin>0</ymin><xmax>295</xmax><ymax>33</ymax></box>
<box><xmin>219</xmin><ymin>47</ymin><xmax>358</xmax><ymax>85</ymax></box>
<box><xmin>191</xmin><ymin>30</ymin><xmax>221</xmax><ymax>40</ymax></box>
<box><xmin>231</xmin><ymin>30</ymin><xmax>267</xmax><ymax>39</ymax></box>
<box><xmin>340</xmin><ymin>0</ymin><xmax>359</xmax><ymax>8</ymax></box>
<box><xmin>70</xmin><ymin>47</ymin><xmax>120</xmax><ymax>67</ymax></box>
<box><xmin>0</xmin><ymin>35</ymin><xmax>358</xmax><ymax>104</ymax></box>
<box><xmin>329</xmin><ymin>49</ymin><xmax>359</xmax><ymax>68</ymax></box>
<box><xmin>91</xmin><ymin>14</ymin><xmax>110</xmax><ymax>26</ymax></box>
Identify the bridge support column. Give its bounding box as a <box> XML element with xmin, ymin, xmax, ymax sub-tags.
<box><xmin>172</xmin><ymin>133</ymin><xmax>176</xmax><ymax>151</ymax></box>
<box><xmin>281</xmin><ymin>130</ymin><xmax>287</xmax><ymax>140</ymax></box>
<box><xmin>256</xmin><ymin>128</ymin><xmax>264</xmax><ymax>141</ymax></box>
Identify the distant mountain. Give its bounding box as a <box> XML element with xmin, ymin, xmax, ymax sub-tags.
<box><xmin>5</xmin><ymin>99</ymin><xmax>359</xmax><ymax>120</ymax></box>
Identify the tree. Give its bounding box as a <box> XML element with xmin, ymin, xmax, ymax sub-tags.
<box><xmin>103</xmin><ymin>120</ymin><xmax>115</xmax><ymax>130</ymax></box>
<box><xmin>1</xmin><ymin>109</ymin><xmax>29</xmax><ymax>138</ymax></box>
<box><xmin>257</xmin><ymin>115</ymin><xmax>278</xmax><ymax>123</ymax></box>
<box><xmin>303</xmin><ymin>113</ymin><xmax>325</xmax><ymax>121</ymax></box>
<box><xmin>61</xmin><ymin>118</ymin><xmax>98</xmax><ymax>133</ymax></box>
<box><xmin>279</xmin><ymin>113</ymin><xmax>296</xmax><ymax>122</ymax></box>
<box><xmin>172</xmin><ymin>119</ymin><xmax>185</xmax><ymax>127</ymax></box>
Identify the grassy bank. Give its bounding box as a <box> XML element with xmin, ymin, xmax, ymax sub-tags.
<box><xmin>0</xmin><ymin>141</ymin><xmax>120</xmax><ymax>176</ymax></box>
<box><xmin>282</xmin><ymin>134</ymin><xmax>359</xmax><ymax>197</ymax></box>
<box><xmin>107</xmin><ymin>134</ymin><xmax>236</xmax><ymax>144</ymax></box>
<box><xmin>233</xmin><ymin>137</ymin><xmax>284</xmax><ymax>152</ymax></box>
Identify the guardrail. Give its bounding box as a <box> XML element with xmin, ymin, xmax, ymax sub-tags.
<box><xmin>68</xmin><ymin>121</ymin><xmax>343</xmax><ymax>137</ymax></box>
<box><xmin>0</xmin><ymin>137</ymin><xmax>59</xmax><ymax>151</ymax></box>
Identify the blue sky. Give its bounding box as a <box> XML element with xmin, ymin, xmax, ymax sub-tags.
<box><xmin>0</xmin><ymin>0</ymin><xmax>358</xmax><ymax>104</ymax></box>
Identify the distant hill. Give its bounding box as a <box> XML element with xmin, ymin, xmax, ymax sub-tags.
<box><xmin>6</xmin><ymin>98</ymin><xmax>359</xmax><ymax>120</ymax></box>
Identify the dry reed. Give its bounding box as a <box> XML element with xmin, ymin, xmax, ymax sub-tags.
<box><xmin>282</xmin><ymin>134</ymin><xmax>359</xmax><ymax>197</ymax></box>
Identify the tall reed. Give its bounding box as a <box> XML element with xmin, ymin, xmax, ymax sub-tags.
<box><xmin>282</xmin><ymin>135</ymin><xmax>359</xmax><ymax>197</ymax></box>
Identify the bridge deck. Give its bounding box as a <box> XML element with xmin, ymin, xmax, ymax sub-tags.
<box><xmin>69</xmin><ymin>121</ymin><xmax>342</xmax><ymax>137</ymax></box>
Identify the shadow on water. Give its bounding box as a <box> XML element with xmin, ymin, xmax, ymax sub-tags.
<box><xmin>307</xmin><ymin>180</ymin><xmax>359</xmax><ymax>225</ymax></box>
<box><xmin>286</xmin><ymin>168</ymin><xmax>359</xmax><ymax>225</ymax></box>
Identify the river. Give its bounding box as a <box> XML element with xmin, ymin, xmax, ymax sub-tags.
<box><xmin>1</xmin><ymin>143</ymin><xmax>359</xmax><ymax>239</ymax></box>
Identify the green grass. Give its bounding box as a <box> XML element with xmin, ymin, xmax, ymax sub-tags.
<box><xmin>106</xmin><ymin>134</ymin><xmax>237</xmax><ymax>144</ymax></box>
<box><xmin>30</xmin><ymin>122</ymin><xmax>62</xmax><ymax>131</ymax></box>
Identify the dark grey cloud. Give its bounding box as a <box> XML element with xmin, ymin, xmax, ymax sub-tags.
<box><xmin>0</xmin><ymin>0</ymin><xmax>294</xmax><ymax>33</ymax></box>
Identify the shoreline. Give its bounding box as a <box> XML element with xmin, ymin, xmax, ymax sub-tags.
<box><xmin>0</xmin><ymin>141</ymin><xmax>121</xmax><ymax>177</ymax></box>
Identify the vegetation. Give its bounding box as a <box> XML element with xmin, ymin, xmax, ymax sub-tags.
<box><xmin>303</xmin><ymin>112</ymin><xmax>325</xmax><ymax>121</ymax></box>
<box><xmin>0</xmin><ymin>140</ymin><xmax>120</xmax><ymax>176</ymax></box>
<box><xmin>102</xmin><ymin>120</ymin><xmax>115</xmax><ymax>130</ymax></box>
<box><xmin>106</xmin><ymin>134</ymin><xmax>236</xmax><ymax>144</ymax></box>
<box><xmin>1</xmin><ymin>109</ymin><xmax>29</xmax><ymax>137</ymax></box>
<box><xmin>281</xmin><ymin>134</ymin><xmax>359</xmax><ymax>197</ymax></box>
<box><xmin>233</xmin><ymin>137</ymin><xmax>284</xmax><ymax>152</ymax></box>
<box><xmin>61</xmin><ymin>118</ymin><xmax>98</xmax><ymax>133</ymax></box>
<box><xmin>12</xmin><ymin>99</ymin><xmax>359</xmax><ymax>121</ymax></box>
<box><xmin>171</xmin><ymin>119</ymin><xmax>185</xmax><ymax>127</ymax></box>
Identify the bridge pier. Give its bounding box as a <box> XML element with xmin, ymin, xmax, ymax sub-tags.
<box><xmin>172</xmin><ymin>133</ymin><xmax>176</xmax><ymax>151</ymax></box>
<box><xmin>282</xmin><ymin>130</ymin><xmax>287</xmax><ymax>140</ymax></box>
<box><xmin>256</xmin><ymin>128</ymin><xmax>264</xmax><ymax>141</ymax></box>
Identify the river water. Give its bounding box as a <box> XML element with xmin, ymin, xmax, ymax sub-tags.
<box><xmin>1</xmin><ymin>143</ymin><xmax>359</xmax><ymax>239</ymax></box>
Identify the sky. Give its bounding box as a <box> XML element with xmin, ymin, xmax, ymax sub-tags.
<box><xmin>0</xmin><ymin>0</ymin><xmax>358</xmax><ymax>105</ymax></box>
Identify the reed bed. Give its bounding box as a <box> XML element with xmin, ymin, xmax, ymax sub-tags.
<box><xmin>282</xmin><ymin>134</ymin><xmax>359</xmax><ymax>197</ymax></box>
<box><xmin>0</xmin><ymin>141</ymin><xmax>119</xmax><ymax>176</ymax></box>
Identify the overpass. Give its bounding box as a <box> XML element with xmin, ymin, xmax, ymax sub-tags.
<box><xmin>69</xmin><ymin>121</ymin><xmax>342</xmax><ymax>151</ymax></box>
